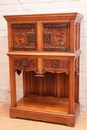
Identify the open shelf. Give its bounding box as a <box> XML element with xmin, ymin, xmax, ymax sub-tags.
<box><xmin>10</xmin><ymin>94</ymin><xmax>80</xmax><ymax>127</ymax></box>
<box><xmin>16</xmin><ymin>95</ymin><xmax>78</xmax><ymax>114</ymax></box>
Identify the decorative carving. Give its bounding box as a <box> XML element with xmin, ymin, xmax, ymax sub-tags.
<box><xmin>59</xmin><ymin>60</ymin><xmax>69</xmax><ymax>69</ymax></box>
<box><xmin>14</xmin><ymin>58</ymin><xmax>37</xmax><ymax>71</ymax></box>
<box><xmin>75</xmin><ymin>58</ymin><xmax>79</xmax><ymax>76</ymax></box>
<box><xmin>52</xmin><ymin>60</ymin><xmax>59</xmax><ymax>68</ymax></box>
<box><xmin>11</xmin><ymin>24</ymin><xmax>35</xmax><ymax>28</ymax></box>
<box><xmin>44</xmin><ymin>34</ymin><xmax>51</xmax><ymax>43</ymax></box>
<box><xmin>21</xmin><ymin>58</ymin><xmax>28</xmax><ymax>68</ymax></box>
<box><xmin>28</xmin><ymin>34</ymin><xmax>36</xmax><ymax>42</ymax></box>
<box><xmin>11</xmin><ymin>24</ymin><xmax>37</xmax><ymax>51</ymax></box>
<box><xmin>44</xmin><ymin>23</ymin><xmax>70</xmax><ymax>28</ymax></box>
<box><xmin>75</xmin><ymin>23</ymin><xmax>77</xmax><ymax>51</ymax></box>
<box><xmin>75</xmin><ymin>23</ymin><xmax>80</xmax><ymax>51</ymax></box>
<box><xmin>43</xmin><ymin>23</ymin><xmax>70</xmax><ymax>52</ymax></box>
<box><xmin>43</xmin><ymin>59</ymin><xmax>69</xmax><ymax>73</ymax></box>
<box><xmin>77</xmin><ymin>23</ymin><xmax>80</xmax><ymax>49</ymax></box>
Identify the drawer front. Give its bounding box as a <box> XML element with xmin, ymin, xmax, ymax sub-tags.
<box><xmin>13</xmin><ymin>57</ymin><xmax>69</xmax><ymax>75</ymax></box>
<box><xmin>43</xmin><ymin>59</ymin><xmax>69</xmax><ymax>74</ymax></box>
<box><xmin>14</xmin><ymin>57</ymin><xmax>37</xmax><ymax>72</ymax></box>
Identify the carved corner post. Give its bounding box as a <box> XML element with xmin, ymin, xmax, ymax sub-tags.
<box><xmin>9</xmin><ymin>57</ymin><xmax>17</xmax><ymax>107</ymax></box>
<box><xmin>23</xmin><ymin>71</ymin><xmax>27</xmax><ymax>97</ymax></box>
<box><xmin>70</xmin><ymin>20</ymin><xmax>75</xmax><ymax>53</ymax></box>
<box><xmin>69</xmin><ymin>58</ymin><xmax>75</xmax><ymax>114</ymax></box>
<box><xmin>75</xmin><ymin>57</ymin><xmax>80</xmax><ymax>103</ymax></box>
<box><xmin>8</xmin><ymin>22</ymin><xmax>13</xmax><ymax>52</ymax></box>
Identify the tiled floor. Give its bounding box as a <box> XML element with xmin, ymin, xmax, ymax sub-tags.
<box><xmin>0</xmin><ymin>103</ymin><xmax>87</xmax><ymax>130</ymax></box>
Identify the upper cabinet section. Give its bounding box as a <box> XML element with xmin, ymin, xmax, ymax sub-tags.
<box><xmin>4</xmin><ymin>13</ymin><xmax>83</xmax><ymax>53</ymax></box>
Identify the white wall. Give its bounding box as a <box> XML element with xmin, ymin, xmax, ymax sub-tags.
<box><xmin>0</xmin><ymin>0</ymin><xmax>87</xmax><ymax>112</ymax></box>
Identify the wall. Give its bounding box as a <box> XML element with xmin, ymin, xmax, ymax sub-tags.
<box><xmin>0</xmin><ymin>0</ymin><xmax>87</xmax><ymax>112</ymax></box>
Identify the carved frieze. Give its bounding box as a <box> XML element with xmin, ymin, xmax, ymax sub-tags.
<box><xmin>43</xmin><ymin>23</ymin><xmax>70</xmax><ymax>52</ymax></box>
<box><xmin>43</xmin><ymin>59</ymin><xmax>69</xmax><ymax>73</ymax></box>
<box><xmin>11</xmin><ymin>24</ymin><xmax>37</xmax><ymax>51</ymax></box>
<box><xmin>14</xmin><ymin>58</ymin><xmax>37</xmax><ymax>71</ymax></box>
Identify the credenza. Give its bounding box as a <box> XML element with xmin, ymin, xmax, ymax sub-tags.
<box><xmin>4</xmin><ymin>12</ymin><xmax>83</xmax><ymax>127</ymax></box>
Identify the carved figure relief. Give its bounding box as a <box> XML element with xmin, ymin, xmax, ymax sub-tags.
<box><xmin>43</xmin><ymin>59</ymin><xmax>69</xmax><ymax>73</ymax></box>
<box><xmin>43</xmin><ymin>23</ymin><xmax>70</xmax><ymax>52</ymax></box>
<box><xmin>11</xmin><ymin>24</ymin><xmax>36</xmax><ymax>51</ymax></box>
<box><xmin>14</xmin><ymin>58</ymin><xmax>37</xmax><ymax>71</ymax></box>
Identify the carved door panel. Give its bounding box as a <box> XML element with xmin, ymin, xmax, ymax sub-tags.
<box><xmin>43</xmin><ymin>23</ymin><xmax>70</xmax><ymax>52</ymax></box>
<box><xmin>11</xmin><ymin>22</ymin><xmax>70</xmax><ymax>52</ymax></box>
<box><xmin>11</xmin><ymin>24</ymin><xmax>37</xmax><ymax>51</ymax></box>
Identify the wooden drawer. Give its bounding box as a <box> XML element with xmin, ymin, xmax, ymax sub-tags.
<box><xmin>13</xmin><ymin>57</ymin><xmax>37</xmax><ymax>72</ymax></box>
<box><xmin>43</xmin><ymin>58</ymin><xmax>69</xmax><ymax>74</ymax></box>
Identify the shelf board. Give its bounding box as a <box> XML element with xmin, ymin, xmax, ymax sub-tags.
<box><xmin>16</xmin><ymin>95</ymin><xmax>77</xmax><ymax>114</ymax></box>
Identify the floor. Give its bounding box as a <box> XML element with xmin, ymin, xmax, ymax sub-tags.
<box><xmin>0</xmin><ymin>103</ymin><xmax>87</xmax><ymax>130</ymax></box>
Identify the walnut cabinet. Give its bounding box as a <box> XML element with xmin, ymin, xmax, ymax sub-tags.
<box><xmin>4</xmin><ymin>13</ymin><xmax>83</xmax><ymax>127</ymax></box>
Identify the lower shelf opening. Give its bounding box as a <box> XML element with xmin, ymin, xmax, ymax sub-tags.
<box><xmin>16</xmin><ymin>94</ymin><xmax>78</xmax><ymax>114</ymax></box>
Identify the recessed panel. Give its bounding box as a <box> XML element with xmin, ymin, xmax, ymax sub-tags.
<box><xmin>11</xmin><ymin>24</ymin><xmax>37</xmax><ymax>51</ymax></box>
<box><xmin>43</xmin><ymin>23</ymin><xmax>70</xmax><ymax>52</ymax></box>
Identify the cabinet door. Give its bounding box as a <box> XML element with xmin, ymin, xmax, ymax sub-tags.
<box><xmin>11</xmin><ymin>23</ymin><xmax>37</xmax><ymax>51</ymax></box>
<box><xmin>42</xmin><ymin>22</ymin><xmax>70</xmax><ymax>52</ymax></box>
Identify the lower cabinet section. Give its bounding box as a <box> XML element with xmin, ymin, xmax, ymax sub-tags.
<box><xmin>10</xmin><ymin>70</ymin><xmax>80</xmax><ymax>127</ymax></box>
<box><xmin>10</xmin><ymin>94</ymin><xmax>80</xmax><ymax>127</ymax></box>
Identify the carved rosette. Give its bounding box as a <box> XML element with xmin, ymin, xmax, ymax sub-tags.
<box><xmin>11</xmin><ymin>24</ymin><xmax>37</xmax><ymax>51</ymax></box>
<box><xmin>14</xmin><ymin>58</ymin><xmax>37</xmax><ymax>71</ymax></box>
<box><xmin>43</xmin><ymin>23</ymin><xmax>70</xmax><ymax>52</ymax></box>
<box><xmin>43</xmin><ymin>59</ymin><xmax>69</xmax><ymax>74</ymax></box>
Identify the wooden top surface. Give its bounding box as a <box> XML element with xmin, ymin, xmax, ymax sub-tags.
<box><xmin>4</xmin><ymin>12</ymin><xmax>83</xmax><ymax>22</ymax></box>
